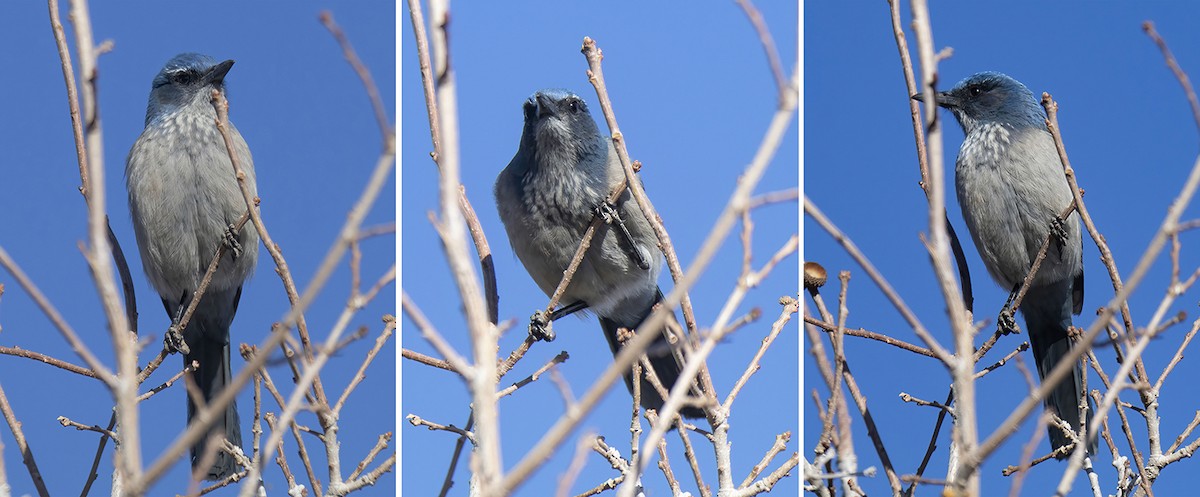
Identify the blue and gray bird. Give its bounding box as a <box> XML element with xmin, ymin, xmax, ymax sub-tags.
<box><xmin>494</xmin><ymin>89</ymin><xmax>704</xmax><ymax>419</ymax></box>
<box><xmin>126</xmin><ymin>53</ymin><xmax>258</xmax><ymax>479</ymax></box>
<box><xmin>915</xmin><ymin>72</ymin><xmax>1094</xmax><ymax>457</ymax></box>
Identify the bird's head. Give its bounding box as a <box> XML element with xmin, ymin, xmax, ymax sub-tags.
<box><xmin>145</xmin><ymin>53</ymin><xmax>235</xmax><ymax>124</ymax></box>
<box><xmin>913</xmin><ymin>72</ymin><xmax>1045</xmax><ymax>134</ymax></box>
<box><xmin>522</xmin><ymin>88</ymin><xmax>603</xmax><ymax>154</ymax></box>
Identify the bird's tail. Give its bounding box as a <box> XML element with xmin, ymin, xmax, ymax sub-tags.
<box><xmin>180</xmin><ymin>289</ymin><xmax>243</xmax><ymax>481</ymax></box>
<box><xmin>598</xmin><ymin>288</ymin><xmax>705</xmax><ymax>419</ymax></box>
<box><xmin>1022</xmin><ymin>282</ymin><xmax>1096</xmax><ymax>459</ymax></box>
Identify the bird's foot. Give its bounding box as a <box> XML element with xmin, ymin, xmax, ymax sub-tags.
<box><xmin>529</xmin><ymin>310</ymin><xmax>556</xmax><ymax>342</ymax></box>
<box><xmin>998</xmin><ymin>307</ymin><xmax>1020</xmax><ymax>335</ymax></box>
<box><xmin>223</xmin><ymin>223</ymin><xmax>243</xmax><ymax>260</ymax></box>
<box><xmin>164</xmin><ymin>324</ymin><xmax>190</xmax><ymax>355</ymax></box>
<box><xmin>1050</xmin><ymin>216</ymin><xmax>1068</xmax><ymax>254</ymax></box>
<box><xmin>594</xmin><ymin>201</ymin><xmax>619</xmax><ymax>225</ymax></box>
<box><xmin>593</xmin><ymin>201</ymin><xmax>651</xmax><ymax>270</ymax></box>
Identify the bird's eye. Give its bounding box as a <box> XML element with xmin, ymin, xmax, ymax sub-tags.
<box><xmin>170</xmin><ymin>70</ymin><xmax>197</xmax><ymax>85</ymax></box>
<box><xmin>568</xmin><ymin>100</ymin><xmax>580</xmax><ymax>113</ymax></box>
<box><xmin>969</xmin><ymin>86</ymin><xmax>983</xmax><ymax>96</ymax></box>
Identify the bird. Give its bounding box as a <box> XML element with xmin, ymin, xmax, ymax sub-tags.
<box><xmin>494</xmin><ymin>88</ymin><xmax>704</xmax><ymax>419</ymax></box>
<box><xmin>914</xmin><ymin>72</ymin><xmax>1095</xmax><ymax>457</ymax></box>
<box><xmin>126</xmin><ymin>52</ymin><xmax>258</xmax><ymax>480</ymax></box>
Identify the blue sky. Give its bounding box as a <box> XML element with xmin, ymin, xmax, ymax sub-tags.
<box><xmin>401</xmin><ymin>3</ymin><xmax>798</xmax><ymax>497</ymax></box>
<box><xmin>20</xmin><ymin>3</ymin><xmax>1193</xmax><ymax>496</ymax></box>
<box><xmin>0</xmin><ymin>3</ymin><xmax>394</xmax><ymax>495</ymax></box>
<box><xmin>806</xmin><ymin>3</ymin><xmax>1200</xmax><ymax>495</ymax></box>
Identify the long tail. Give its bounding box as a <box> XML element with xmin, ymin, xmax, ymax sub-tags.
<box><xmin>598</xmin><ymin>288</ymin><xmax>705</xmax><ymax>419</ymax></box>
<box><xmin>1022</xmin><ymin>281</ymin><xmax>1096</xmax><ymax>458</ymax></box>
<box><xmin>173</xmin><ymin>287</ymin><xmax>243</xmax><ymax>480</ymax></box>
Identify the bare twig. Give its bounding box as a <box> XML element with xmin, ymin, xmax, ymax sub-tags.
<box><xmin>436</xmin><ymin>414</ymin><xmax>474</xmax><ymax>497</ymax></box>
<box><xmin>733</xmin><ymin>0</ymin><xmax>788</xmax><ymax>103</ymax></box>
<box><xmin>803</xmin><ymin>199</ymin><xmax>953</xmax><ymax>364</ymax></box>
<box><xmin>0</xmin><ymin>247</ymin><xmax>114</xmax><ymax>382</ymax></box>
<box><xmin>0</xmin><ymin>383</ymin><xmax>49</xmax><ymax>497</ymax></box>
<box><xmin>802</xmin><ymin>316</ymin><xmax>935</xmax><ymax>358</ymax></box>
<box><xmin>57</xmin><ymin>416</ymin><xmax>120</xmax><ymax>442</ymax></box>
<box><xmin>402</xmin><ymin>292</ymin><xmax>471</xmax><ymax>377</ymax></box>
<box><xmin>722</xmin><ymin>299</ymin><xmax>790</xmax><ymax>409</ymax></box>
<box><xmin>137</xmin><ymin>360</ymin><xmax>198</xmax><ymax>402</ymax></box>
<box><xmin>581</xmin><ymin>37</ymin><xmax>700</xmax><ymax>338</ymax></box>
<box><xmin>333</xmin><ymin>316</ymin><xmax>396</xmax><ymax>415</ymax></box>
<box><xmin>421</xmin><ymin>1</ymin><xmax>503</xmax><ymax>494</ymax></box>
<box><xmin>496</xmin><ymin>352</ymin><xmax>570</xmax><ymax>400</ymax></box>
<box><xmin>740</xmin><ymin>431</ymin><xmax>790</xmax><ymax>488</ymax></box>
<box><xmin>407</xmin><ymin>414</ymin><xmax>476</xmax><ymax>444</ymax></box>
<box><xmin>556</xmin><ymin>434</ymin><xmax>597</xmax><ymax>497</ymax></box>
<box><xmin>0</xmin><ymin>345</ymin><xmax>98</xmax><ymax>378</ymax></box>
<box><xmin>1144</xmin><ymin>22</ymin><xmax>1200</xmax><ymax>137</ymax></box>
<box><xmin>348</xmin><ymin>432</ymin><xmax>393</xmax><ymax>482</ymax></box>
<box><xmin>406</xmin><ymin>0</ymin><xmax>499</xmax><ymax>325</ymax></box>
<box><xmin>401</xmin><ymin>348</ymin><xmax>454</xmax><ymax>372</ymax></box>
<box><xmin>319</xmin><ymin>11</ymin><xmax>393</xmax><ymax>143</ymax></box>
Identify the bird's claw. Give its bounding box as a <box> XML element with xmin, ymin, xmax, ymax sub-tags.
<box><xmin>594</xmin><ymin>201</ymin><xmax>651</xmax><ymax>271</ymax></box>
<box><xmin>223</xmin><ymin>223</ymin><xmax>243</xmax><ymax>260</ymax></box>
<box><xmin>165</xmin><ymin>324</ymin><xmax>190</xmax><ymax>355</ymax></box>
<box><xmin>1049</xmin><ymin>216</ymin><xmax>1068</xmax><ymax>254</ymax></box>
<box><xmin>998</xmin><ymin>308</ymin><xmax>1020</xmax><ymax>336</ymax></box>
<box><xmin>529</xmin><ymin>310</ymin><xmax>556</xmax><ymax>342</ymax></box>
<box><xmin>594</xmin><ymin>202</ymin><xmax>619</xmax><ymax>225</ymax></box>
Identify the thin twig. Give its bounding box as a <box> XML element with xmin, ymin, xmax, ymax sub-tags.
<box><xmin>406</xmin><ymin>0</ymin><xmax>499</xmax><ymax>325</ymax></box>
<box><xmin>1144</xmin><ymin>22</ymin><xmax>1200</xmax><ymax>137</ymax></box>
<box><xmin>0</xmin><ymin>247</ymin><xmax>114</xmax><ymax>381</ymax></box>
<box><xmin>803</xmin><ymin>199</ymin><xmax>953</xmax><ymax>364</ymax></box>
<box><xmin>0</xmin><ymin>346</ymin><xmax>97</xmax><ymax>378</ymax></box>
<box><xmin>137</xmin><ymin>360</ymin><xmax>197</xmax><ymax>402</ymax></box>
<box><xmin>57</xmin><ymin>416</ymin><xmax>119</xmax><ymax>441</ymax></box>
<box><xmin>802</xmin><ymin>316</ymin><xmax>935</xmax><ymax>358</ymax></box>
<box><xmin>406</xmin><ymin>414</ymin><xmax>476</xmax><ymax>444</ymax></box>
<box><xmin>402</xmin><ymin>292</ymin><xmax>471</xmax><ymax>377</ymax></box>
<box><xmin>496</xmin><ymin>352</ymin><xmax>570</xmax><ymax>400</ymax></box>
<box><xmin>348</xmin><ymin>432</ymin><xmax>393</xmax><ymax>481</ymax></box>
<box><xmin>401</xmin><ymin>348</ymin><xmax>454</xmax><ymax>372</ymax></box>
<box><xmin>319</xmin><ymin>11</ymin><xmax>393</xmax><ymax>142</ymax></box>
<box><xmin>436</xmin><ymin>413</ymin><xmax>474</xmax><ymax>497</ymax></box>
<box><xmin>582</xmin><ymin>37</ymin><xmax>700</xmax><ymax>338</ymax></box>
<box><xmin>0</xmin><ymin>383</ymin><xmax>49</xmax><ymax>497</ymax></box>
<box><xmin>333</xmin><ymin>317</ymin><xmax>396</xmax><ymax>415</ymax></box>
<box><xmin>733</xmin><ymin>0</ymin><xmax>788</xmax><ymax>103</ymax></box>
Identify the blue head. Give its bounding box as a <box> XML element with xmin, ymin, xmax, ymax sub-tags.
<box><xmin>519</xmin><ymin>89</ymin><xmax>605</xmax><ymax>165</ymax></box>
<box><xmin>915</xmin><ymin>72</ymin><xmax>1045</xmax><ymax>134</ymax></box>
<box><xmin>144</xmin><ymin>53</ymin><xmax>235</xmax><ymax>126</ymax></box>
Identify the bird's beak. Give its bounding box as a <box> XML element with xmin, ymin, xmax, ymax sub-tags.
<box><xmin>535</xmin><ymin>93</ymin><xmax>556</xmax><ymax>118</ymax></box>
<box><xmin>522</xmin><ymin>98</ymin><xmax>537</xmax><ymax>119</ymax></box>
<box><xmin>205</xmin><ymin>60</ymin><xmax>235</xmax><ymax>85</ymax></box>
<box><xmin>911</xmin><ymin>91</ymin><xmax>959</xmax><ymax>109</ymax></box>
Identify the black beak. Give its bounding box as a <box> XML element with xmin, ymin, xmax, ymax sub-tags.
<box><xmin>522</xmin><ymin>98</ymin><xmax>537</xmax><ymax>121</ymax></box>
<box><xmin>911</xmin><ymin>91</ymin><xmax>959</xmax><ymax>109</ymax></box>
<box><xmin>205</xmin><ymin>60</ymin><xmax>235</xmax><ymax>85</ymax></box>
<box><xmin>535</xmin><ymin>93</ymin><xmax>556</xmax><ymax>118</ymax></box>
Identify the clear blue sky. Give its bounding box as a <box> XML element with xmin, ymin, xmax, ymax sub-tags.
<box><xmin>401</xmin><ymin>3</ymin><xmax>798</xmax><ymax>497</ymax></box>
<box><xmin>0</xmin><ymin>2</ymin><xmax>395</xmax><ymax>495</ymax></box>
<box><xmin>806</xmin><ymin>3</ymin><xmax>1200</xmax><ymax>495</ymax></box>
